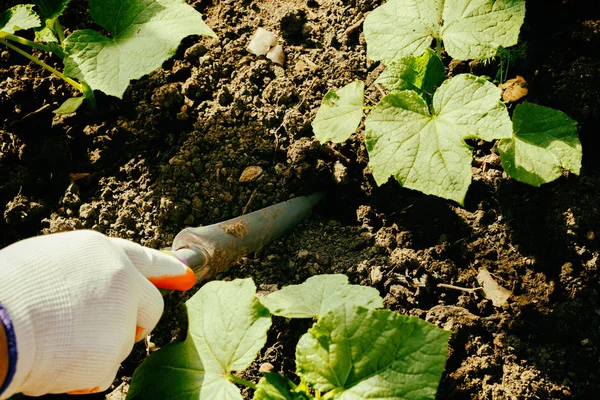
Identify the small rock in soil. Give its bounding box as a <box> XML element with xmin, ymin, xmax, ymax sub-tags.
<box><xmin>259</xmin><ymin>362</ymin><xmax>275</xmax><ymax>373</ymax></box>
<box><xmin>370</xmin><ymin>265</ymin><xmax>383</xmax><ymax>285</ymax></box>
<box><xmin>332</xmin><ymin>161</ymin><xmax>348</xmax><ymax>185</ymax></box>
<box><xmin>239</xmin><ymin>166</ymin><xmax>263</xmax><ymax>183</ymax></box>
<box><xmin>247</xmin><ymin>27</ymin><xmax>277</xmax><ymax>56</ymax></box>
<box><xmin>266</xmin><ymin>45</ymin><xmax>285</xmax><ymax>66</ymax></box>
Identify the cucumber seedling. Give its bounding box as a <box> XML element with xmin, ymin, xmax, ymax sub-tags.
<box><xmin>127</xmin><ymin>275</ymin><xmax>450</xmax><ymax>400</ymax></box>
<box><xmin>313</xmin><ymin>0</ymin><xmax>581</xmax><ymax>204</ymax></box>
<box><xmin>0</xmin><ymin>0</ymin><xmax>216</xmax><ymax>113</ymax></box>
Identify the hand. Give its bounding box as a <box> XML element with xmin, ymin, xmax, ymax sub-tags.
<box><xmin>0</xmin><ymin>230</ymin><xmax>196</xmax><ymax>398</ymax></box>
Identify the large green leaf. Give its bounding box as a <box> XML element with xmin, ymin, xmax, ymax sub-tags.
<box><xmin>254</xmin><ymin>373</ymin><xmax>312</xmax><ymax>400</ymax></box>
<box><xmin>296</xmin><ymin>305</ymin><xmax>450</xmax><ymax>399</ymax></box>
<box><xmin>127</xmin><ymin>279</ymin><xmax>271</xmax><ymax>400</ymax></box>
<box><xmin>34</xmin><ymin>0</ymin><xmax>69</xmax><ymax>19</ymax></box>
<box><xmin>312</xmin><ymin>80</ymin><xmax>364</xmax><ymax>143</ymax></box>
<box><xmin>261</xmin><ymin>274</ymin><xmax>382</xmax><ymax>319</ymax></box>
<box><xmin>365</xmin><ymin>74</ymin><xmax>511</xmax><ymax>204</ymax></box>
<box><xmin>376</xmin><ymin>48</ymin><xmax>446</xmax><ymax>96</ymax></box>
<box><xmin>363</xmin><ymin>0</ymin><xmax>526</xmax><ymax>62</ymax></box>
<box><xmin>498</xmin><ymin>102</ymin><xmax>581</xmax><ymax>186</ymax></box>
<box><xmin>0</xmin><ymin>4</ymin><xmax>40</xmax><ymax>34</ymax></box>
<box><xmin>64</xmin><ymin>0</ymin><xmax>216</xmax><ymax>98</ymax></box>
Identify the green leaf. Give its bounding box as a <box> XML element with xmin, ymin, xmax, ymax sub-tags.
<box><xmin>376</xmin><ymin>48</ymin><xmax>445</xmax><ymax>96</ymax></box>
<box><xmin>34</xmin><ymin>26</ymin><xmax>58</xmax><ymax>43</ymax></box>
<box><xmin>296</xmin><ymin>305</ymin><xmax>451</xmax><ymax>399</ymax></box>
<box><xmin>363</xmin><ymin>0</ymin><xmax>526</xmax><ymax>62</ymax></box>
<box><xmin>127</xmin><ymin>279</ymin><xmax>271</xmax><ymax>400</ymax></box>
<box><xmin>0</xmin><ymin>5</ymin><xmax>40</xmax><ymax>34</ymax></box>
<box><xmin>64</xmin><ymin>0</ymin><xmax>216</xmax><ymax>98</ymax></box>
<box><xmin>254</xmin><ymin>373</ymin><xmax>313</xmax><ymax>400</ymax></box>
<box><xmin>261</xmin><ymin>274</ymin><xmax>383</xmax><ymax>319</ymax></box>
<box><xmin>53</xmin><ymin>96</ymin><xmax>84</xmax><ymax>114</ymax></box>
<box><xmin>312</xmin><ymin>80</ymin><xmax>364</xmax><ymax>143</ymax></box>
<box><xmin>498</xmin><ymin>102</ymin><xmax>581</xmax><ymax>186</ymax></box>
<box><xmin>34</xmin><ymin>0</ymin><xmax>69</xmax><ymax>20</ymax></box>
<box><xmin>365</xmin><ymin>74</ymin><xmax>511</xmax><ymax>204</ymax></box>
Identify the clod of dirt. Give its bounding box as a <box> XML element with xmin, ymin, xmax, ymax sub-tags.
<box><xmin>3</xmin><ymin>194</ymin><xmax>45</xmax><ymax>225</ymax></box>
<box><xmin>151</xmin><ymin>83</ymin><xmax>184</xmax><ymax>109</ymax></box>
<box><xmin>499</xmin><ymin>75</ymin><xmax>528</xmax><ymax>102</ymax></box>
<box><xmin>239</xmin><ymin>166</ymin><xmax>264</xmax><ymax>183</ymax></box>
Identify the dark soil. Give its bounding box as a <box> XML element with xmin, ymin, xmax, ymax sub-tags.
<box><xmin>2</xmin><ymin>0</ymin><xmax>600</xmax><ymax>399</ymax></box>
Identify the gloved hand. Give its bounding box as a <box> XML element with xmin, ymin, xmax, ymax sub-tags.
<box><xmin>0</xmin><ymin>230</ymin><xmax>196</xmax><ymax>398</ymax></box>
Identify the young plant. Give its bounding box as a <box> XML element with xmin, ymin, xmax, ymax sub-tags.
<box><xmin>313</xmin><ymin>0</ymin><xmax>582</xmax><ymax>204</ymax></box>
<box><xmin>0</xmin><ymin>0</ymin><xmax>216</xmax><ymax>113</ymax></box>
<box><xmin>363</xmin><ymin>0</ymin><xmax>526</xmax><ymax>62</ymax></box>
<box><xmin>127</xmin><ymin>275</ymin><xmax>451</xmax><ymax>399</ymax></box>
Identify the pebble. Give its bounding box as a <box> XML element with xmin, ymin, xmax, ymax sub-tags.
<box><xmin>332</xmin><ymin>161</ymin><xmax>348</xmax><ymax>185</ymax></box>
<box><xmin>370</xmin><ymin>266</ymin><xmax>383</xmax><ymax>285</ymax></box>
<box><xmin>259</xmin><ymin>363</ymin><xmax>275</xmax><ymax>373</ymax></box>
<box><xmin>239</xmin><ymin>166</ymin><xmax>263</xmax><ymax>182</ymax></box>
<box><xmin>266</xmin><ymin>45</ymin><xmax>285</xmax><ymax>66</ymax></box>
<box><xmin>247</xmin><ymin>28</ymin><xmax>277</xmax><ymax>56</ymax></box>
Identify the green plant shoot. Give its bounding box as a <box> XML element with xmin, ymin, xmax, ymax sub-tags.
<box><xmin>127</xmin><ymin>275</ymin><xmax>450</xmax><ymax>400</ymax></box>
<box><xmin>0</xmin><ymin>0</ymin><xmax>216</xmax><ymax>113</ymax></box>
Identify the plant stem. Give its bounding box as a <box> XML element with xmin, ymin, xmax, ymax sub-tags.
<box><xmin>363</xmin><ymin>106</ymin><xmax>373</xmax><ymax>110</ymax></box>
<box><xmin>436</xmin><ymin>38</ymin><xmax>442</xmax><ymax>57</ymax></box>
<box><xmin>0</xmin><ymin>32</ymin><xmax>53</xmax><ymax>52</ymax></box>
<box><xmin>81</xmin><ymin>81</ymin><xmax>97</xmax><ymax>109</ymax></box>
<box><xmin>53</xmin><ymin>19</ymin><xmax>66</xmax><ymax>44</ymax></box>
<box><xmin>228</xmin><ymin>373</ymin><xmax>257</xmax><ymax>390</ymax></box>
<box><xmin>0</xmin><ymin>38</ymin><xmax>83</xmax><ymax>93</ymax></box>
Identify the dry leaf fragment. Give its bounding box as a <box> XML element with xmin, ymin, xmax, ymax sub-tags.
<box><xmin>499</xmin><ymin>75</ymin><xmax>528</xmax><ymax>102</ymax></box>
<box><xmin>476</xmin><ymin>269</ymin><xmax>512</xmax><ymax>307</ymax></box>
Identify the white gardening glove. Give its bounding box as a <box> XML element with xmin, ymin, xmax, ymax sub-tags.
<box><xmin>0</xmin><ymin>230</ymin><xmax>196</xmax><ymax>398</ymax></box>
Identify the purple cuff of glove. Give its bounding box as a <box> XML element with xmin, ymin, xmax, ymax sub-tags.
<box><xmin>0</xmin><ymin>301</ymin><xmax>17</xmax><ymax>396</ymax></box>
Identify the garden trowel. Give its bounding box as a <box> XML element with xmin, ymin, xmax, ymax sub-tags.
<box><xmin>164</xmin><ymin>192</ymin><xmax>323</xmax><ymax>283</ymax></box>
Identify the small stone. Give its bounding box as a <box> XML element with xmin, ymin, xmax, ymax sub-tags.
<box><xmin>247</xmin><ymin>27</ymin><xmax>277</xmax><ymax>56</ymax></box>
<box><xmin>332</xmin><ymin>161</ymin><xmax>348</xmax><ymax>185</ymax></box>
<box><xmin>266</xmin><ymin>45</ymin><xmax>285</xmax><ymax>66</ymax></box>
<box><xmin>239</xmin><ymin>166</ymin><xmax>263</xmax><ymax>183</ymax></box>
<box><xmin>259</xmin><ymin>363</ymin><xmax>275</xmax><ymax>373</ymax></box>
<box><xmin>370</xmin><ymin>266</ymin><xmax>383</xmax><ymax>285</ymax></box>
